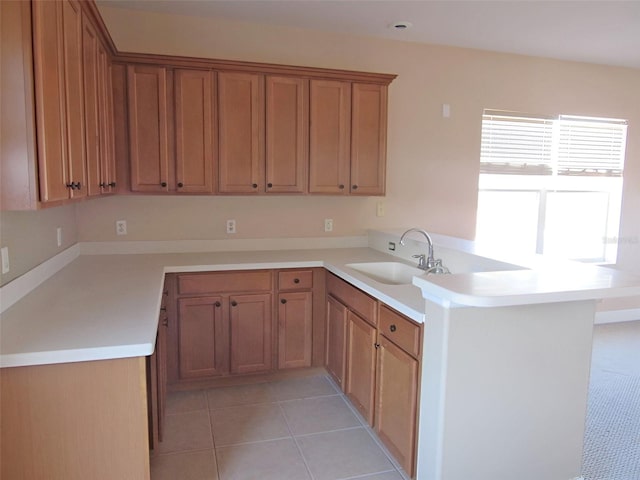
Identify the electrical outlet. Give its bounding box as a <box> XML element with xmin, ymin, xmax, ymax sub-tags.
<box><xmin>57</xmin><ymin>227</ymin><xmax>62</xmax><ymax>247</ymax></box>
<box><xmin>1</xmin><ymin>247</ymin><xmax>9</xmax><ymax>274</ymax></box>
<box><xmin>226</xmin><ymin>219</ymin><xmax>236</xmax><ymax>234</ymax></box>
<box><xmin>376</xmin><ymin>201</ymin><xmax>385</xmax><ymax>217</ymax></box>
<box><xmin>116</xmin><ymin>220</ymin><xmax>127</xmax><ymax>236</ymax></box>
<box><xmin>324</xmin><ymin>219</ymin><xmax>333</xmax><ymax>232</ymax></box>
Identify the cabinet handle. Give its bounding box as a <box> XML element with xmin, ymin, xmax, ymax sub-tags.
<box><xmin>162</xmin><ymin>317</ymin><xmax>168</xmax><ymax>326</ymax></box>
<box><xmin>252</xmin><ymin>183</ymin><xmax>258</xmax><ymax>189</ymax></box>
<box><xmin>231</xmin><ymin>301</ymin><xmax>237</xmax><ymax>307</ymax></box>
<box><xmin>293</xmin><ymin>278</ymin><xmax>300</xmax><ymax>284</ymax></box>
<box><xmin>339</xmin><ymin>184</ymin><xmax>345</xmax><ymax>190</ymax></box>
<box><xmin>214</xmin><ymin>301</ymin><xmax>221</xmax><ymax>307</ymax></box>
<box><xmin>352</xmin><ymin>185</ymin><xmax>358</xmax><ymax>190</ymax></box>
<box><xmin>163</xmin><ymin>290</ymin><xmax>169</xmax><ymax>296</ymax></box>
<box><xmin>99</xmin><ymin>182</ymin><xmax>107</xmax><ymax>188</ymax></box>
<box><xmin>267</xmin><ymin>183</ymin><xmax>273</xmax><ymax>188</ymax></box>
<box><xmin>280</xmin><ymin>298</ymin><xmax>287</xmax><ymax>304</ymax></box>
<box><xmin>389</xmin><ymin>324</ymin><xmax>397</xmax><ymax>332</ymax></box>
<box><xmin>161</xmin><ymin>182</ymin><xmax>167</xmax><ymax>187</ymax></box>
<box><xmin>159</xmin><ymin>306</ymin><xmax>167</xmax><ymax>312</ymax></box>
<box><xmin>109</xmin><ymin>182</ymin><xmax>116</xmax><ymax>188</ymax></box>
<box><xmin>177</xmin><ymin>182</ymin><xmax>183</xmax><ymax>188</ymax></box>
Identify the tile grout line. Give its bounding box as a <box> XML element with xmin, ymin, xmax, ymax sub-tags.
<box><xmin>205</xmin><ymin>393</ymin><xmax>223</xmax><ymax>480</ymax></box>
<box><xmin>277</xmin><ymin>400</ymin><xmax>316</xmax><ymax>480</ymax></box>
<box><xmin>330</xmin><ymin>388</ymin><xmax>408</xmax><ymax>479</ymax></box>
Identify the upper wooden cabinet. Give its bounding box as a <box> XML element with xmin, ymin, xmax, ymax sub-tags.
<box><xmin>121</xmin><ymin>58</ymin><xmax>394</xmax><ymax>197</ymax></box>
<box><xmin>218</xmin><ymin>72</ymin><xmax>265</xmax><ymax>193</ymax></box>
<box><xmin>266</xmin><ymin>76</ymin><xmax>309</xmax><ymax>194</ymax></box>
<box><xmin>174</xmin><ymin>69</ymin><xmax>216</xmax><ymax>193</ymax></box>
<box><xmin>309</xmin><ymin>80</ymin><xmax>351</xmax><ymax>194</ymax></box>
<box><xmin>309</xmin><ymin>81</ymin><xmax>388</xmax><ymax>195</ymax></box>
<box><xmin>33</xmin><ymin>0</ymin><xmax>87</xmax><ymax>202</ymax></box>
<box><xmin>1</xmin><ymin>0</ymin><xmax>116</xmax><ymax>210</ymax></box>
<box><xmin>82</xmin><ymin>12</ymin><xmax>116</xmax><ymax>196</ymax></box>
<box><xmin>128</xmin><ymin>66</ymin><xmax>217</xmax><ymax>193</ymax></box>
<box><xmin>127</xmin><ymin>65</ymin><xmax>170</xmax><ymax>193</ymax></box>
<box><xmin>350</xmin><ymin>83</ymin><xmax>387</xmax><ymax>195</ymax></box>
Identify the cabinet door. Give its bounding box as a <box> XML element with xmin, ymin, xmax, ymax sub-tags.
<box><xmin>345</xmin><ymin>311</ymin><xmax>376</xmax><ymax>424</ymax></box>
<box><xmin>128</xmin><ymin>65</ymin><xmax>170</xmax><ymax>192</ymax></box>
<box><xmin>326</xmin><ymin>295</ymin><xmax>348</xmax><ymax>389</ymax></box>
<box><xmin>265</xmin><ymin>76</ymin><xmax>308</xmax><ymax>193</ymax></box>
<box><xmin>61</xmin><ymin>0</ymin><xmax>86</xmax><ymax>199</ymax></box>
<box><xmin>218</xmin><ymin>72</ymin><xmax>264</xmax><ymax>193</ymax></box>
<box><xmin>278</xmin><ymin>291</ymin><xmax>312</xmax><ymax>369</ymax></box>
<box><xmin>32</xmin><ymin>0</ymin><xmax>69</xmax><ymax>202</ymax></box>
<box><xmin>350</xmin><ymin>83</ymin><xmax>387</xmax><ymax>195</ymax></box>
<box><xmin>230</xmin><ymin>293</ymin><xmax>273</xmax><ymax>374</ymax></box>
<box><xmin>178</xmin><ymin>296</ymin><xmax>227</xmax><ymax>379</ymax></box>
<box><xmin>97</xmin><ymin>43</ymin><xmax>116</xmax><ymax>194</ymax></box>
<box><xmin>174</xmin><ymin>69</ymin><xmax>215</xmax><ymax>193</ymax></box>
<box><xmin>309</xmin><ymin>80</ymin><xmax>351</xmax><ymax>194</ymax></box>
<box><xmin>375</xmin><ymin>335</ymin><xmax>419</xmax><ymax>478</ymax></box>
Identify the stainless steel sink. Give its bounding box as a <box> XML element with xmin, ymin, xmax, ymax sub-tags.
<box><xmin>345</xmin><ymin>262</ymin><xmax>425</xmax><ymax>285</ymax></box>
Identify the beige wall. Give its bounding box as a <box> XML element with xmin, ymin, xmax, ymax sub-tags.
<box><xmin>3</xmin><ymin>6</ymin><xmax>639</xmax><ymax>285</ymax></box>
<box><xmin>0</xmin><ymin>205</ymin><xmax>77</xmax><ymax>285</ymax></box>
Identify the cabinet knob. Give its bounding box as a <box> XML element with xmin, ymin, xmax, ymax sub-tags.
<box><xmin>339</xmin><ymin>184</ymin><xmax>345</xmax><ymax>190</ymax></box>
<box><xmin>352</xmin><ymin>185</ymin><xmax>358</xmax><ymax>190</ymax></box>
<box><xmin>231</xmin><ymin>301</ymin><xmax>238</xmax><ymax>307</ymax></box>
<box><xmin>293</xmin><ymin>278</ymin><xmax>300</xmax><ymax>284</ymax></box>
<box><xmin>109</xmin><ymin>182</ymin><xmax>116</xmax><ymax>188</ymax></box>
<box><xmin>389</xmin><ymin>324</ymin><xmax>397</xmax><ymax>332</ymax></box>
<box><xmin>177</xmin><ymin>182</ymin><xmax>183</xmax><ymax>188</ymax></box>
<box><xmin>252</xmin><ymin>183</ymin><xmax>258</xmax><ymax>189</ymax></box>
<box><xmin>161</xmin><ymin>182</ymin><xmax>167</xmax><ymax>187</ymax></box>
<box><xmin>280</xmin><ymin>298</ymin><xmax>287</xmax><ymax>304</ymax></box>
<box><xmin>162</xmin><ymin>317</ymin><xmax>169</xmax><ymax>326</ymax></box>
<box><xmin>267</xmin><ymin>183</ymin><xmax>273</xmax><ymax>188</ymax></box>
<box><xmin>215</xmin><ymin>301</ymin><xmax>221</xmax><ymax>307</ymax></box>
<box><xmin>374</xmin><ymin>343</ymin><xmax>380</xmax><ymax>349</ymax></box>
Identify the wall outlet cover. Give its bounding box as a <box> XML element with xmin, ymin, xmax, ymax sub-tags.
<box><xmin>116</xmin><ymin>220</ymin><xmax>127</xmax><ymax>236</ymax></box>
<box><xmin>1</xmin><ymin>247</ymin><xmax>9</xmax><ymax>274</ymax></box>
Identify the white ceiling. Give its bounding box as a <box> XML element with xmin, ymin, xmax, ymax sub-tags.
<box><xmin>98</xmin><ymin>0</ymin><xmax>640</xmax><ymax>69</ymax></box>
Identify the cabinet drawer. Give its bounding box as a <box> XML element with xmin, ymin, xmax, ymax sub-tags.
<box><xmin>379</xmin><ymin>305</ymin><xmax>421</xmax><ymax>358</ymax></box>
<box><xmin>278</xmin><ymin>270</ymin><xmax>313</xmax><ymax>290</ymax></box>
<box><xmin>178</xmin><ymin>271</ymin><xmax>272</xmax><ymax>295</ymax></box>
<box><xmin>327</xmin><ymin>273</ymin><xmax>377</xmax><ymax>326</ymax></box>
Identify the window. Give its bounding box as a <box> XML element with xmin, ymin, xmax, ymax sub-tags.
<box><xmin>476</xmin><ymin>110</ymin><xmax>627</xmax><ymax>263</ymax></box>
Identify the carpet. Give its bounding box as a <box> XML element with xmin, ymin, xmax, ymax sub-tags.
<box><xmin>582</xmin><ymin>375</ymin><xmax>640</xmax><ymax>480</ymax></box>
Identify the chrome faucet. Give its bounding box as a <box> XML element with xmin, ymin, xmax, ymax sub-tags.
<box><xmin>399</xmin><ymin>228</ymin><xmax>438</xmax><ymax>271</ymax></box>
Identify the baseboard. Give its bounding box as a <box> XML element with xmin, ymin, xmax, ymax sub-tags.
<box><xmin>595</xmin><ymin>308</ymin><xmax>640</xmax><ymax>324</ymax></box>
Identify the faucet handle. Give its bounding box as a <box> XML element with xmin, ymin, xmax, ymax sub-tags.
<box><xmin>412</xmin><ymin>254</ymin><xmax>428</xmax><ymax>269</ymax></box>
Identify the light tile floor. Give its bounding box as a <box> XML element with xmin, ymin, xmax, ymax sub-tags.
<box><xmin>151</xmin><ymin>375</ymin><xmax>408</xmax><ymax>480</ymax></box>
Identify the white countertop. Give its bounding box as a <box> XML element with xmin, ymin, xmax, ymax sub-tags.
<box><xmin>2</xmin><ymin>240</ymin><xmax>639</xmax><ymax>368</ymax></box>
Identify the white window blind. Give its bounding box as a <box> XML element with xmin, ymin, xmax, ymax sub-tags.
<box><xmin>480</xmin><ymin>111</ymin><xmax>554</xmax><ymax>175</ymax></box>
<box><xmin>480</xmin><ymin>111</ymin><xmax>628</xmax><ymax>177</ymax></box>
<box><xmin>557</xmin><ymin>115</ymin><xmax>628</xmax><ymax>176</ymax></box>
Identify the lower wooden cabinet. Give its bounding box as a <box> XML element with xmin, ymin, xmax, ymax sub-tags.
<box><xmin>375</xmin><ymin>334</ymin><xmax>419</xmax><ymax>477</ymax></box>
<box><xmin>175</xmin><ymin>292</ymin><xmax>273</xmax><ymax>380</ymax></box>
<box><xmin>278</xmin><ymin>291</ymin><xmax>313</xmax><ymax>369</ymax></box>
<box><xmin>177</xmin><ymin>296</ymin><xmax>227</xmax><ymax>379</ymax></box>
<box><xmin>325</xmin><ymin>274</ymin><xmax>421</xmax><ymax>478</ymax></box>
<box><xmin>345</xmin><ymin>310</ymin><xmax>376</xmax><ymax>424</ymax></box>
<box><xmin>167</xmin><ymin>268</ymin><xmax>321</xmax><ymax>386</ymax></box>
<box><xmin>325</xmin><ymin>295</ymin><xmax>348</xmax><ymax>388</ymax></box>
<box><xmin>230</xmin><ymin>293</ymin><xmax>273</xmax><ymax>374</ymax></box>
